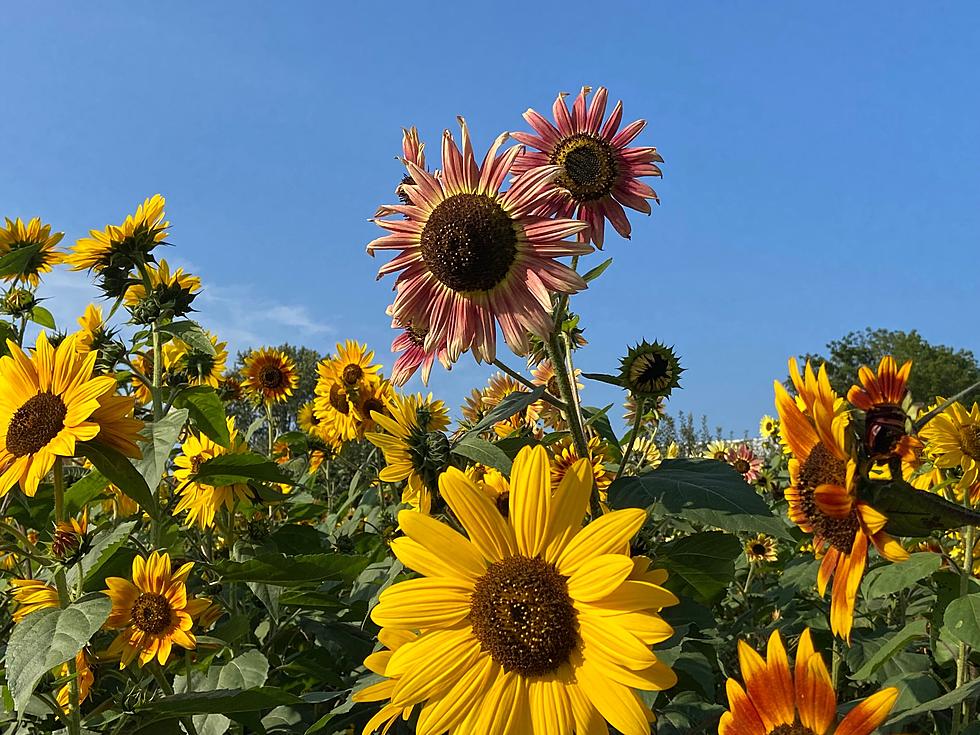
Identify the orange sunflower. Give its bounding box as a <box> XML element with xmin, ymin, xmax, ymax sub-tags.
<box><xmin>847</xmin><ymin>356</ymin><xmax>917</xmax><ymax>461</ymax></box>
<box><xmin>775</xmin><ymin>359</ymin><xmax>908</xmax><ymax>642</ymax></box>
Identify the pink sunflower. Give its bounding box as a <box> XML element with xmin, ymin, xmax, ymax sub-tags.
<box><xmin>368</xmin><ymin>118</ymin><xmax>592</xmax><ymax>363</ymax></box>
<box><xmin>388</xmin><ymin>307</ymin><xmax>450</xmax><ymax>386</ymax></box>
<box><xmin>511</xmin><ymin>85</ymin><xmax>663</xmax><ymax>249</ymax></box>
<box><xmin>726</xmin><ymin>443</ymin><xmax>764</xmax><ymax>484</ymax></box>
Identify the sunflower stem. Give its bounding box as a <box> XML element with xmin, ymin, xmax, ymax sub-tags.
<box><xmin>617</xmin><ymin>396</ymin><xmax>647</xmax><ymax>481</ymax></box>
<box><xmin>953</xmin><ymin>492</ymin><xmax>976</xmax><ymax>735</ymax></box>
<box><xmin>742</xmin><ymin>560</ymin><xmax>755</xmax><ymax>598</ymax></box>
<box><xmin>831</xmin><ymin>638</ymin><xmax>841</xmax><ymax>692</ymax></box>
<box><xmin>490</xmin><ymin>359</ymin><xmax>566</xmax><ymax>410</ymax></box>
<box><xmin>265</xmin><ymin>402</ymin><xmax>276</xmax><ymax>457</ymax></box>
<box><xmin>52</xmin><ymin>459</ymin><xmax>82</xmax><ymax>735</ymax></box>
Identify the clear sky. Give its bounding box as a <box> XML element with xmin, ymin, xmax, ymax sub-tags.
<box><xmin>3</xmin><ymin>2</ymin><xmax>979</xmax><ymax>435</ymax></box>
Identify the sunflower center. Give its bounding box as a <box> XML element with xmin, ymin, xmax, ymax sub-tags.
<box><xmin>734</xmin><ymin>459</ymin><xmax>751</xmax><ymax>474</ymax></box>
<box><xmin>420</xmin><ymin>193</ymin><xmax>518</xmax><ymax>293</ymax></box>
<box><xmin>259</xmin><ymin>365</ymin><xmax>285</xmax><ymax>390</ymax></box>
<box><xmin>551</xmin><ymin>133</ymin><xmax>618</xmax><ymax>202</ymax></box>
<box><xmin>131</xmin><ymin>592</ymin><xmax>172</xmax><ymax>634</ymax></box>
<box><xmin>470</xmin><ymin>555</ymin><xmax>578</xmax><ymax>677</ymax></box>
<box><xmin>865</xmin><ymin>404</ymin><xmax>908</xmax><ymax>458</ymax></box>
<box><xmin>799</xmin><ymin>444</ymin><xmax>859</xmax><ymax>553</ymax></box>
<box><xmin>329</xmin><ymin>384</ymin><xmax>350</xmax><ymax>414</ymax></box>
<box><xmin>362</xmin><ymin>397</ymin><xmax>385</xmax><ymax>418</ymax></box>
<box><xmin>769</xmin><ymin>725</ymin><xmax>816</xmax><ymax>735</ymax></box>
<box><xmin>800</xmin><ymin>442</ymin><xmax>846</xmax><ymax>490</ymax></box>
<box><xmin>342</xmin><ymin>364</ymin><xmax>363</xmax><ymax>385</ymax></box>
<box><xmin>752</xmin><ymin>543</ymin><xmax>768</xmax><ymax>555</ymax></box>
<box><xmin>959</xmin><ymin>424</ymin><xmax>980</xmax><ymax>460</ymax></box>
<box><xmin>6</xmin><ymin>392</ymin><xmax>68</xmax><ymax>458</ymax></box>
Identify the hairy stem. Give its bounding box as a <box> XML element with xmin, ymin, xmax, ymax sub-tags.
<box><xmin>53</xmin><ymin>459</ymin><xmax>81</xmax><ymax>735</ymax></box>
<box><xmin>617</xmin><ymin>396</ymin><xmax>647</xmax><ymax>480</ymax></box>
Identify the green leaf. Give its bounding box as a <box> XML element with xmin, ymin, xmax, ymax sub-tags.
<box><xmin>63</xmin><ymin>471</ymin><xmax>110</xmax><ymax>518</ymax></box>
<box><xmin>0</xmin><ymin>242</ymin><xmax>42</xmax><ymax>278</ymax></box>
<box><xmin>214</xmin><ymin>553</ymin><xmax>369</xmax><ymax>587</ymax></box>
<box><xmin>943</xmin><ymin>592</ymin><xmax>980</xmax><ymax>649</ymax></box>
<box><xmin>77</xmin><ymin>440</ymin><xmax>157</xmax><ymax>518</ymax></box>
<box><xmin>67</xmin><ymin>520</ymin><xmax>138</xmax><ymax>590</ymax></box>
<box><xmin>581</xmin><ymin>372</ymin><xmax>623</xmax><ymax>388</ymax></box>
<box><xmin>657</xmin><ymin>531</ymin><xmax>741</xmax><ymax>604</ymax></box>
<box><xmin>862</xmin><ymin>478</ymin><xmax>980</xmax><ymax>535</ymax></box>
<box><xmin>886</xmin><ymin>677</ymin><xmax>980</xmax><ymax>725</ymax></box>
<box><xmin>158</xmin><ymin>320</ymin><xmax>216</xmax><ymax>355</ymax></box>
<box><xmin>6</xmin><ymin>595</ymin><xmax>111</xmax><ymax>712</ymax></box>
<box><xmin>582</xmin><ymin>256</ymin><xmax>613</xmax><ymax>283</ymax></box>
<box><xmin>851</xmin><ymin>619</ymin><xmax>928</xmax><ymax>681</ymax></box>
<box><xmin>460</xmin><ymin>386</ymin><xmax>545</xmax><ymax>438</ymax></box>
<box><xmin>863</xmin><ymin>553</ymin><xmax>942</xmax><ymax>599</ymax></box>
<box><xmin>452</xmin><ymin>435</ymin><xmax>513</xmax><ymax>474</ymax></box>
<box><xmin>140</xmin><ymin>687</ymin><xmax>303</xmax><ymax>716</ymax></box>
<box><xmin>175</xmin><ymin>651</ymin><xmax>270</xmax><ymax>735</ymax></box>
<box><xmin>608</xmin><ymin>459</ymin><xmax>791</xmax><ymax>539</ymax></box>
<box><xmin>583</xmin><ymin>405</ymin><xmax>621</xmax><ymax>462</ymax></box>
<box><xmin>135</xmin><ymin>408</ymin><xmax>188</xmax><ymax>489</ymax></box>
<box><xmin>29</xmin><ymin>305</ymin><xmax>56</xmax><ymax>329</ymax></box>
<box><xmin>193</xmin><ymin>453</ymin><xmax>292</xmax><ymax>487</ymax></box>
<box><xmin>174</xmin><ymin>387</ymin><xmax>230</xmax><ymax>448</ymax></box>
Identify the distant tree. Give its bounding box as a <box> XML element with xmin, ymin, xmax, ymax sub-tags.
<box><xmin>803</xmin><ymin>328</ymin><xmax>980</xmax><ymax>405</ymax></box>
<box><xmin>226</xmin><ymin>344</ymin><xmax>324</xmax><ymax>449</ymax></box>
<box><xmin>656</xmin><ymin>411</ymin><xmax>723</xmax><ymax>457</ymax></box>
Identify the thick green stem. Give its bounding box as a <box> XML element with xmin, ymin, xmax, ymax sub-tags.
<box><xmin>617</xmin><ymin>396</ymin><xmax>647</xmax><ymax>480</ymax></box>
<box><xmin>52</xmin><ymin>460</ymin><xmax>81</xmax><ymax>735</ymax></box>
<box><xmin>953</xmin><ymin>494</ymin><xmax>976</xmax><ymax>735</ymax></box>
<box><xmin>831</xmin><ymin>638</ymin><xmax>842</xmax><ymax>692</ymax></box>
<box><xmin>742</xmin><ymin>560</ymin><xmax>755</xmax><ymax>598</ymax></box>
<box><xmin>265</xmin><ymin>402</ymin><xmax>276</xmax><ymax>457</ymax></box>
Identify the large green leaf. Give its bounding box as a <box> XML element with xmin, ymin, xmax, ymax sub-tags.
<box><xmin>657</xmin><ymin>531</ymin><xmax>741</xmax><ymax>604</ymax></box>
<box><xmin>863</xmin><ymin>478</ymin><xmax>980</xmax><ymax>535</ymax></box>
<box><xmin>459</xmin><ymin>386</ymin><xmax>545</xmax><ymax>438</ymax></box>
<box><xmin>0</xmin><ymin>242</ymin><xmax>43</xmax><ymax>278</ymax></box>
<box><xmin>140</xmin><ymin>687</ymin><xmax>302</xmax><ymax>715</ymax></box>
<box><xmin>63</xmin><ymin>470</ymin><xmax>110</xmax><ymax>518</ymax></box>
<box><xmin>214</xmin><ymin>553</ymin><xmax>369</xmax><ymax>587</ymax></box>
<box><xmin>452</xmin><ymin>435</ymin><xmax>512</xmax><ymax>474</ymax></box>
<box><xmin>886</xmin><ymin>677</ymin><xmax>980</xmax><ymax>725</ymax></box>
<box><xmin>609</xmin><ymin>459</ymin><xmax>791</xmax><ymax>539</ymax></box>
<box><xmin>67</xmin><ymin>520</ymin><xmax>138</xmax><ymax>590</ymax></box>
<box><xmin>175</xmin><ymin>650</ymin><xmax>269</xmax><ymax>735</ymax></box>
<box><xmin>850</xmin><ymin>619</ymin><xmax>929</xmax><ymax>681</ymax></box>
<box><xmin>158</xmin><ymin>320</ymin><xmax>216</xmax><ymax>355</ymax></box>
<box><xmin>193</xmin><ymin>453</ymin><xmax>292</xmax><ymax>486</ymax></box>
<box><xmin>943</xmin><ymin>592</ymin><xmax>980</xmax><ymax>649</ymax></box>
<box><xmin>173</xmin><ymin>387</ymin><xmax>230</xmax><ymax>448</ymax></box>
<box><xmin>135</xmin><ymin>408</ymin><xmax>188</xmax><ymax>489</ymax></box>
<box><xmin>6</xmin><ymin>595</ymin><xmax>111</xmax><ymax>712</ymax></box>
<box><xmin>30</xmin><ymin>305</ymin><xmax>56</xmax><ymax>329</ymax></box>
<box><xmin>862</xmin><ymin>553</ymin><xmax>941</xmax><ymax>599</ymax></box>
<box><xmin>77</xmin><ymin>440</ymin><xmax>157</xmax><ymax>518</ymax></box>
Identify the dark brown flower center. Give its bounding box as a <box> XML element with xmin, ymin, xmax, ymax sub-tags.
<box><xmin>734</xmin><ymin>459</ymin><xmax>751</xmax><ymax>474</ymax></box>
<box><xmin>259</xmin><ymin>364</ymin><xmax>285</xmax><ymax>390</ymax></box>
<box><xmin>629</xmin><ymin>352</ymin><xmax>671</xmax><ymax>394</ymax></box>
<box><xmin>342</xmin><ymin>364</ymin><xmax>363</xmax><ymax>385</ymax></box>
<box><xmin>550</xmin><ymin>133</ymin><xmax>618</xmax><ymax>202</ymax></box>
<box><xmin>769</xmin><ymin>725</ymin><xmax>816</xmax><ymax>735</ymax></box>
<box><xmin>959</xmin><ymin>424</ymin><xmax>980</xmax><ymax>461</ymax></box>
<box><xmin>329</xmin><ymin>384</ymin><xmax>350</xmax><ymax>414</ymax></box>
<box><xmin>362</xmin><ymin>397</ymin><xmax>385</xmax><ymax>418</ymax></box>
<box><xmin>751</xmin><ymin>543</ymin><xmax>768</xmax><ymax>555</ymax></box>
<box><xmin>469</xmin><ymin>556</ymin><xmax>578</xmax><ymax>677</ymax></box>
<box><xmin>131</xmin><ymin>592</ymin><xmax>172</xmax><ymax>634</ymax></box>
<box><xmin>6</xmin><ymin>392</ymin><xmax>68</xmax><ymax>457</ymax></box>
<box><xmin>190</xmin><ymin>454</ymin><xmax>204</xmax><ymax>474</ymax></box>
<box><xmin>865</xmin><ymin>404</ymin><xmax>908</xmax><ymax>458</ymax></box>
<box><xmin>799</xmin><ymin>443</ymin><xmax>859</xmax><ymax>553</ymax></box>
<box><xmin>420</xmin><ymin>193</ymin><xmax>518</xmax><ymax>293</ymax></box>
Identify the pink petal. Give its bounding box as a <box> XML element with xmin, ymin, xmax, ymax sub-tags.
<box><xmin>599</xmin><ymin>100</ymin><xmax>623</xmax><ymax>139</ymax></box>
<box><xmin>552</xmin><ymin>92</ymin><xmax>574</xmax><ymax>136</ymax></box>
<box><xmin>586</xmin><ymin>86</ymin><xmax>608</xmax><ymax>135</ymax></box>
<box><xmin>523</xmin><ymin>108</ymin><xmax>562</xmax><ymax>148</ymax></box>
<box><xmin>611</xmin><ymin>119</ymin><xmax>647</xmax><ymax>148</ymax></box>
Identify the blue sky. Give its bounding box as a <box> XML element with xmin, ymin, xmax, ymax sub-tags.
<box><xmin>3</xmin><ymin>3</ymin><xmax>978</xmax><ymax>435</ymax></box>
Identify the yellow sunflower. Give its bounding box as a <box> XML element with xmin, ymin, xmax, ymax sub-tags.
<box><xmin>704</xmin><ymin>439</ymin><xmax>730</xmax><ymax>461</ymax></box>
<box><xmin>352</xmin><ymin>379</ymin><xmax>394</xmax><ymax>438</ymax></box>
<box><xmin>173</xmin><ymin>418</ymin><xmax>250</xmax><ymax>529</ymax></box>
<box><xmin>298</xmin><ymin>401</ymin><xmax>323</xmax><ymax>437</ymax></box>
<box><xmin>744</xmin><ymin>534</ymin><xmax>778</xmax><ymax>563</ymax></box>
<box><xmin>163</xmin><ymin>331</ymin><xmax>228</xmax><ymax>389</ymax></box>
<box><xmin>0</xmin><ymin>216</ymin><xmax>65</xmax><ymax>286</ymax></box>
<box><xmin>920</xmin><ymin>400</ymin><xmax>980</xmax><ymax>488</ymax></box>
<box><xmin>0</xmin><ymin>332</ymin><xmax>137</xmax><ymax>497</ymax></box>
<box><xmin>550</xmin><ymin>434</ymin><xmax>611</xmax><ymax>501</ymax></box>
<box><xmin>720</xmin><ymin>629</ymin><xmax>898</xmax><ymax>735</ymax></box>
<box><xmin>365</xmin><ymin>393</ymin><xmax>450</xmax><ymax>514</ymax></box>
<box><xmin>465</xmin><ymin>463</ymin><xmax>511</xmax><ymax>515</ymax></box>
<box><xmin>51</xmin><ymin>510</ymin><xmax>89</xmax><ymax>560</ymax></box>
<box><xmin>69</xmin><ymin>195</ymin><xmax>169</xmax><ymax>273</ymax></box>
<box><xmin>531</xmin><ymin>359</ymin><xmax>582</xmax><ymax>429</ymax></box>
<box><xmin>55</xmin><ymin>650</ymin><xmax>94</xmax><ymax>713</ymax></box>
<box><xmin>123</xmin><ymin>258</ymin><xmax>201</xmax><ymax>322</ymax></box>
<box><xmin>357</xmin><ymin>445</ymin><xmax>677</xmax><ymax>735</ymax></box>
<box><xmin>75</xmin><ymin>304</ymin><xmax>110</xmax><ymax>355</ymax></box>
<box><xmin>775</xmin><ymin>359</ymin><xmax>909</xmax><ymax>642</ymax></box>
<box><xmin>103</xmin><ymin>551</ymin><xmax>210</xmax><ymax>668</ymax></box>
<box><xmin>323</xmin><ymin>340</ymin><xmax>382</xmax><ymax>387</ymax></box>
<box><xmin>759</xmin><ymin>414</ymin><xmax>779</xmax><ymax>439</ymax></box>
<box><xmin>9</xmin><ymin>578</ymin><xmax>60</xmax><ymax>622</ymax></box>
<box><xmin>242</xmin><ymin>348</ymin><xmax>299</xmax><ymax>404</ymax></box>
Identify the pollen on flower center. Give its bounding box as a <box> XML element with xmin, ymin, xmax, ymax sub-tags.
<box><xmin>131</xmin><ymin>592</ymin><xmax>172</xmax><ymax>634</ymax></box>
<box><xmin>420</xmin><ymin>193</ymin><xmax>518</xmax><ymax>293</ymax></box>
<box><xmin>259</xmin><ymin>365</ymin><xmax>285</xmax><ymax>389</ymax></box>
<box><xmin>342</xmin><ymin>364</ymin><xmax>363</xmax><ymax>385</ymax></box>
<box><xmin>769</xmin><ymin>724</ymin><xmax>817</xmax><ymax>735</ymax></box>
<box><xmin>958</xmin><ymin>424</ymin><xmax>980</xmax><ymax>460</ymax></box>
<box><xmin>6</xmin><ymin>392</ymin><xmax>68</xmax><ymax>457</ymax></box>
<box><xmin>469</xmin><ymin>555</ymin><xmax>578</xmax><ymax>677</ymax></box>
<box><xmin>551</xmin><ymin>133</ymin><xmax>618</xmax><ymax>202</ymax></box>
<box><xmin>329</xmin><ymin>384</ymin><xmax>350</xmax><ymax>414</ymax></box>
<box><xmin>798</xmin><ymin>444</ymin><xmax>859</xmax><ymax>552</ymax></box>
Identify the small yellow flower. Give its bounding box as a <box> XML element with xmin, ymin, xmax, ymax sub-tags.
<box><xmin>242</xmin><ymin>348</ymin><xmax>299</xmax><ymax>405</ymax></box>
<box><xmin>758</xmin><ymin>414</ymin><xmax>779</xmax><ymax>439</ymax></box>
<box><xmin>744</xmin><ymin>534</ymin><xmax>778</xmax><ymax>563</ymax></box>
<box><xmin>173</xmin><ymin>418</ymin><xmax>250</xmax><ymax>529</ymax></box>
<box><xmin>9</xmin><ymin>578</ymin><xmax>60</xmax><ymax>622</ymax></box>
<box><xmin>69</xmin><ymin>195</ymin><xmax>169</xmax><ymax>274</ymax></box>
<box><xmin>55</xmin><ymin>650</ymin><xmax>93</xmax><ymax>713</ymax></box>
<box><xmin>0</xmin><ymin>216</ymin><xmax>65</xmax><ymax>286</ymax></box>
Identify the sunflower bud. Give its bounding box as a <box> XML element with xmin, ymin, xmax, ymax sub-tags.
<box><xmin>619</xmin><ymin>340</ymin><xmax>684</xmax><ymax>399</ymax></box>
<box><xmin>2</xmin><ymin>287</ymin><xmax>36</xmax><ymax>317</ymax></box>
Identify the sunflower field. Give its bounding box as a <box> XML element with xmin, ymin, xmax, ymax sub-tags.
<box><xmin>1</xmin><ymin>87</ymin><xmax>979</xmax><ymax>735</ymax></box>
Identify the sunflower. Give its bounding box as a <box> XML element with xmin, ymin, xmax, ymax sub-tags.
<box><xmin>313</xmin><ymin>342</ymin><xmax>383</xmax><ymax>443</ymax></box>
<box><xmin>172</xmin><ymin>418</ymin><xmax>250</xmax><ymax>529</ymax></box>
<box><xmin>324</xmin><ymin>340</ymin><xmax>382</xmax><ymax>388</ymax></box>
<box><xmin>726</xmin><ymin>443</ymin><xmax>764</xmax><ymax>484</ymax></box>
<box><xmin>744</xmin><ymin>534</ymin><xmax>778</xmax><ymax>564</ymax></box>
<box><xmin>511</xmin><ymin>86</ymin><xmax>662</xmax><ymax>249</ymax></box>
<box><xmin>759</xmin><ymin>415</ymin><xmax>779</xmax><ymax>439</ymax></box>
<box><xmin>352</xmin><ymin>379</ymin><xmax>394</xmax><ymax>438</ymax></box>
<box><xmin>389</xmin><ymin>315</ymin><xmax>450</xmax><ymax>387</ymax></box>
<box><xmin>298</xmin><ymin>401</ymin><xmax>322</xmax><ymax>436</ymax></box>
<box><xmin>75</xmin><ymin>304</ymin><xmax>113</xmax><ymax>356</ymax></box>
<box><xmin>369</xmin><ymin>118</ymin><xmax>591</xmax><ymax>363</ymax></box>
<box><xmin>104</xmin><ymin>551</ymin><xmax>210</xmax><ymax>668</ymax></box>
<box><xmin>775</xmin><ymin>359</ymin><xmax>909</xmax><ymax>642</ymax></box>
<box><xmin>365</xmin><ymin>393</ymin><xmax>450</xmax><ymax>514</ymax></box>
<box><xmin>357</xmin><ymin>445</ymin><xmax>677</xmax><ymax>734</ymax></box>
<box><xmin>89</xmin><ymin>391</ymin><xmax>143</xmax><ymax>459</ymax></box>
<box><xmin>465</xmin><ymin>463</ymin><xmax>512</xmax><ymax>515</ymax></box>
<box><xmin>51</xmin><ymin>510</ymin><xmax>89</xmax><ymax>560</ymax></box>
<box><xmin>550</xmin><ymin>434</ymin><xmax>611</xmax><ymax>501</ymax></box>
<box><xmin>69</xmin><ymin>195</ymin><xmax>169</xmax><ymax>274</ymax></box>
<box><xmin>123</xmin><ymin>259</ymin><xmax>201</xmax><ymax>322</ymax></box>
<box><xmin>242</xmin><ymin>348</ymin><xmax>299</xmax><ymax>405</ymax></box>
<box><xmin>0</xmin><ymin>216</ymin><xmax>65</xmax><ymax>286</ymax></box>
<box><xmin>624</xmin><ymin>395</ymin><xmax>667</xmax><ymax>428</ymax></box>
<box><xmin>480</xmin><ymin>372</ymin><xmax>543</xmax><ymax>439</ymax></box>
<box><xmin>531</xmin><ymin>359</ymin><xmax>582</xmax><ymax>429</ymax></box>
<box><xmin>55</xmin><ymin>650</ymin><xmax>94</xmax><ymax>713</ymax></box>
<box><xmin>0</xmin><ymin>332</ymin><xmax>134</xmax><ymax>497</ymax></box>
<box><xmin>920</xmin><ymin>400</ymin><xmax>980</xmax><ymax>488</ymax></box>
<box><xmin>704</xmin><ymin>440</ymin><xmax>730</xmax><ymax>461</ymax></box>
<box><xmin>619</xmin><ymin>340</ymin><xmax>683</xmax><ymax>400</ymax></box>
<box><xmin>163</xmin><ymin>331</ymin><xmax>228</xmax><ymax>389</ymax></box>
<box><xmin>720</xmin><ymin>629</ymin><xmax>898</xmax><ymax>735</ymax></box>
<box><xmin>847</xmin><ymin>356</ymin><xmax>916</xmax><ymax>460</ymax></box>
<box><xmin>9</xmin><ymin>578</ymin><xmax>60</xmax><ymax>622</ymax></box>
